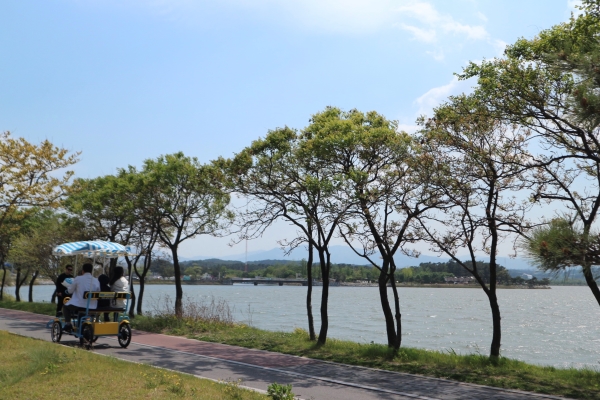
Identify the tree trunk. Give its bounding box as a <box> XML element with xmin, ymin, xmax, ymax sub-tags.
<box><xmin>128</xmin><ymin>281</ymin><xmax>136</xmax><ymax>319</ymax></box>
<box><xmin>582</xmin><ymin>264</ymin><xmax>600</xmax><ymax>306</ymax></box>
<box><xmin>51</xmin><ymin>289</ymin><xmax>57</xmax><ymax>304</ymax></box>
<box><xmin>487</xmin><ymin>290</ymin><xmax>502</xmax><ymax>358</ymax></box>
<box><xmin>28</xmin><ymin>270</ymin><xmax>38</xmax><ymax>302</ymax></box>
<box><xmin>109</xmin><ymin>258</ymin><xmax>118</xmax><ymax>278</ymax></box>
<box><xmin>136</xmin><ymin>253</ymin><xmax>151</xmax><ymax>316</ymax></box>
<box><xmin>171</xmin><ymin>246</ymin><xmax>183</xmax><ymax>317</ymax></box>
<box><xmin>317</xmin><ymin>249</ymin><xmax>330</xmax><ymax>345</ymax></box>
<box><xmin>137</xmin><ymin>274</ymin><xmax>146</xmax><ymax>315</ymax></box>
<box><xmin>15</xmin><ymin>267</ymin><xmax>28</xmax><ymax>302</ymax></box>
<box><xmin>124</xmin><ymin>258</ymin><xmax>136</xmax><ymax>318</ymax></box>
<box><xmin>389</xmin><ymin>270</ymin><xmax>402</xmax><ymax>350</ymax></box>
<box><xmin>306</xmin><ymin>241</ymin><xmax>316</xmax><ymax>341</ymax></box>
<box><xmin>377</xmin><ymin>261</ymin><xmax>397</xmax><ymax>348</ymax></box>
<box><xmin>15</xmin><ymin>268</ymin><xmax>21</xmax><ymax>302</ymax></box>
<box><xmin>0</xmin><ymin>260</ymin><xmax>6</xmax><ymax>301</ymax></box>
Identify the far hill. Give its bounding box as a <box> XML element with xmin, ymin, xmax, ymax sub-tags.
<box><xmin>181</xmin><ymin>245</ymin><xmax>537</xmax><ymax>270</ymax></box>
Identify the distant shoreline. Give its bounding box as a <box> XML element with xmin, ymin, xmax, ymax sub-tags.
<box><xmin>12</xmin><ymin>280</ymin><xmax>552</xmax><ymax>289</ymax></box>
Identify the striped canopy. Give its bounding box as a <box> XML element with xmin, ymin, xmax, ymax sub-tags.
<box><xmin>53</xmin><ymin>241</ymin><xmax>136</xmax><ymax>258</ymax></box>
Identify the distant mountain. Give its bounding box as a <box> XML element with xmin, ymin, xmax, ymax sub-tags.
<box><xmin>182</xmin><ymin>245</ymin><xmax>537</xmax><ymax>269</ymax></box>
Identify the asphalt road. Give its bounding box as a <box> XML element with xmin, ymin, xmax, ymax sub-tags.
<box><xmin>0</xmin><ymin>308</ymin><xmax>572</xmax><ymax>400</ymax></box>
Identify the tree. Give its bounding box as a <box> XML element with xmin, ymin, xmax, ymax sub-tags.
<box><xmin>6</xmin><ymin>209</ymin><xmax>86</xmax><ymax>302</ymax></box>
<box><xmin>224</xmin><ymin>122</ymin><xmax>354</xmax><ymax>344</ymax></box>
<box><xmin>303</xmin><ymin>107</ymin><xmax>446</xmax><ymax>350</ymax></box>
<box><xmin>418</xmin><ymin>95</ymin><xmax>533</xmax><ymax>358</ymax></box>
<box><xmin>0</xmin><ymin>132</ymin><xmax>78</xmax><ymax>300</ymax></box>
<box><xmin>185</xmin><ymin>266</ymin><xmax>203</xmax><ymax>280</ymax></box>
<box><xmin>64</xmin><ymin>171</ymin><xmax>138</xmax><ymax>259</ymax></box>
<box><xmin>0</xmin><ymin>215</ymin><xmax>21</xmax><ymax>300</ymax></box>
<box><xmin>65</xmin><ymin>169</ymin><xmax>145</xmax><ymax>314</ymax></box>
<box><xmin>140</xmin><ymin>153</ymin><xmax>232</xmax><ymax>317</ymax></box>
<box><xmin>459</xmin><ymin>0</ymin><xmax>600</xmax><ymax>306</ymax></box>
<box><xmin>522</xmin><ymin>217</ymin><xmax>600</xmax><ymax>284</ymax></box>
<box><xmin>160</xmin><ymin>263</ymin><xmax>175</xmax><ymax>279</ymax></box>
<box><xmin>129</xmin><ymin>218</ymin><xmax>162</xmax><ymax>316</ymax></box>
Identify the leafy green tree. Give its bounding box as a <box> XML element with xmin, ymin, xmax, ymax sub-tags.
<box><xmin>114</xmin><ymin>168</ymin><xmax>164</xmax><ymax>317</ymax></box>
<box><xmin>459</xmin><ymin>0</ymin><xmax>600</xmax><ymax>305</ymax></box>
<box><xmin>185</xmin><ymin>266</ymin><xmax>203</xmax><ymax>280</ymax></box>
<box><xmin>224</xmin><ymin>124</ymin><xmax>354</xmax><ymax>343</ymax></box>
<box><xmin>160</xmin><ymin>264</ymin><xmax>175</xmax><ymax>279</ymax></box>
<box><xmin>64</xmin><ymin>169</ymin><xmax>145</xmax><ymax>314</ymax></box>
<box><xmin>140</xmin><ymin>153</ymin><xmax>232</xmax><ymax>316</ymax></box>
<box><xmin>522</xmin><ymin>217</ymin><xmax>600</xmax><ymax>284</ymax></box>
<box><xmin>0</xmin><ymin>132</ymin><xmax>78</xmax><ymax>300</ymax></box>
<box><xmin>303</xmin><ymin>107</ymin><xmax>447</xmax><ymax>350</ymax></box>
<box><xmin>64</xmin><ymin>172</ymin><xmax>138</xmax><ymax>246</ymax></box>
<box><xmin>7</xmin><ymin>210</ymin><xmax>86</xmax><ymax>302</ymax></box>
<box><xmin>418</xmin><ymin>95</ymin><xmax>533</xmax><ymax>358</ymax></box>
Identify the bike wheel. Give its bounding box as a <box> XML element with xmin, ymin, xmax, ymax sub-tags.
<box><xmin>80</xmin><ymin>324</ymin><xmax>94</xmax><ymax>350</ymax></box>
<box><xmin>117</xmin><ymin>323</ymin><xmax>131</xmax><ymax>348</ymax></box>
<box><xmin>51</xmin><ymin>321</ymin><xmax>62</xmax><ymax>343</ymax></box>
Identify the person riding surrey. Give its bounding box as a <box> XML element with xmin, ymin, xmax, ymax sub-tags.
<box><xmin>62</xmin><ymin>263</ymin><xmax>100</xmax><ymax>332</ymax></box>
<box><xmin>55</xmin><ymin>265</ymin><xmax>74</xmax><ymax>317</ymax></box>
<box><xmin>96</xmin><ymin>263</ymin><xmax>111</xmax><ymax>322</ymax></box>
<box><xmin>109</xmin><ymin>266</ymin><xmax>129</xmax><ymax>309</ymax></box>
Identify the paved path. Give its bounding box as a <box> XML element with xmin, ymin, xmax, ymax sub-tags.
<box><xmin>0</xmin><ymin>308</ymin><xmax>572</xmax><ymax>400</ymax></box>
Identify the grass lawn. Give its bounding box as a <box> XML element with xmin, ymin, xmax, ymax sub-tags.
<box><xmin>3</xmin><ymin>298</ymin><xmax>600</xmax><ymax>399</ymax></box>
<box><xmin>0</xmin><ymin>330</ymin><xmax>266</xmax><ymax>400</ymax></box>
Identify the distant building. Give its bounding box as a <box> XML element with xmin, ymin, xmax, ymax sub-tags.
<box><xmin>521</xmin><ymin>273</ymin><xmax>533</xmax><ymax>280</ymax></box>
<box><xmin>444</xmin><ymin>276</ymin><xmax>474</xmax><ymax>284</ymax></box>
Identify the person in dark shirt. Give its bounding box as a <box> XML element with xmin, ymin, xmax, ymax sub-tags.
<box><xmin>97</xmin><ymin>265</ymin><xmax>111</xmax><ymax>322</ymax></box>
<box><xmin>55</xmin><ymin>265</ymin><xmax>74</xmax><ymax>317</ymax></box>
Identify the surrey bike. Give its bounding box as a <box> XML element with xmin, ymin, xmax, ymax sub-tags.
<box><xmin>46</xmin><ymin>240</ymin><xmax>135</xmax><ymax>350</ymax></box>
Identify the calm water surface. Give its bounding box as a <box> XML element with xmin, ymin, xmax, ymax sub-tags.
<box><xmin>8</xmin><ymin>284</ymin><xmax>600</xmax><ymax>369</ymax></box>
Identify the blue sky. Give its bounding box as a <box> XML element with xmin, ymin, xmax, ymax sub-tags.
<box><xmin>1</xmin><ymin>0</ymin><xmax>579</xmax><ymax>258</ymax></box>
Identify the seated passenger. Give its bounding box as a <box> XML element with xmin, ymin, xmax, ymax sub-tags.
<box><xmin>55</xmin><ymin>265</ymin><xmax>73</xmax><ymax>317</ymax></box>
<box><xmin>62</xmin><ymin>263</ymin><xmax>100</xmax><ymax>332</ymax></box>
<box><xmin>109</xmin><ymin>266</ymin><xmax>129</xmax><ymax>310</ymax></box>
<box><xmin>97</xmin><ymin>265</ymin><xmax>111</xmax><ymax>322</ymax></box>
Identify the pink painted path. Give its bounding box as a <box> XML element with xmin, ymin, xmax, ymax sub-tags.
<box><xmin>0</xmin><ymin>307</ymin><xmax>574</xmax><ymax>400</ymax></box>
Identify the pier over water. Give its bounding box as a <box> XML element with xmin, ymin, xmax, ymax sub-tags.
<box><xmin>230</xmin><ymin>277</ymin><xmax>308</xmax><ymax>286</ymax></box>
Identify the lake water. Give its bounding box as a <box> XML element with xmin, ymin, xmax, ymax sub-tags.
<box><xmin>5</xmin><ymin>284</ymin><xmax>600</xmax><ymax>369</ymax></box>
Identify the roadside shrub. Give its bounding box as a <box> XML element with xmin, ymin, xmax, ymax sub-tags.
<box><xmin>132</xmin><ymin>295</ymin><xmax>234</xmax><ymax>334</ymax></box>
<box><xmin>267</xmin><ymin>382</ymin><xmax>294</xmax><ymax>400</ymax></box>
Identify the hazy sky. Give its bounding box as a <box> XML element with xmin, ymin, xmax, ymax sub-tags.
<box><xmin>1</xmin><ymin>1</ymin><xmax>579</xmax><ymax>258</ymax></box>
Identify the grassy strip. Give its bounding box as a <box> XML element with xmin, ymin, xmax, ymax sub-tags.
<box><xmin>132</xmin><ymin>314</ymin><xmax>600</xmax><ymax>400</ymax></box>
<box><xmin>0</xmin><ymin>330</ymin><xmax>266</xmax><ymax>400</ymax></box>
<box><xmin>0</xmin><ymin>296</ymin><xmax>56</xmax><ymax>316</ymax></box>
<box><xmin>3</xmin><ymin>299</ymin><xmax>600</xmax><ymax>399</ymax></box>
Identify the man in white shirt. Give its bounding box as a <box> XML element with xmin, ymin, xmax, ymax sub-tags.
<box><xmin>62</xmin><ymin>263</ymin><xmax>100</xmax><ymax>332</ymax></box>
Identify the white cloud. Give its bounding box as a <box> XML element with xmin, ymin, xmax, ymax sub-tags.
<box><xmin>86</xmin><ymin>0</ymin><xmax>495</xmax><ymax>62</ymax></box>
<box><xmin>400</xmin><ymin>24</ymin><xmax>437</xmax><ymax>43</ymax></box>
<box><xmin>426</xmin><ymin>49</ymin><xmax>445</xmax><ymax>61</ymax></box>
<box><xmin>397</xmin><ymin>123</ymin><xmax>420</xmax><ymax>134</ymax></box>
<box><xmin>397</xmin><ymin>1</ymin><xmax>488</xmax><ymax>42</ymax></box>
<box><xmin>111</xmin><ymin>0</ymin><xmax>401</xmax><ymax>34</ymax></box>
<box><xmin>395</xmin><ymin>75</ymin><xmax>475</xmax><ymax>133</ymax></box>
<box><xmin>493</xmin><ymin>39</ymin><xmax>508</xmax><ymax>56</ymax></box>
<box><xmin>99</xmin><ymin>0</ymin><xmax>489</xmax><ymax>40</ymax></box>
<box><xmin>414</xmin><ymin>76</ymin><xmax>474</xmax><ymax>116</ymax></box>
